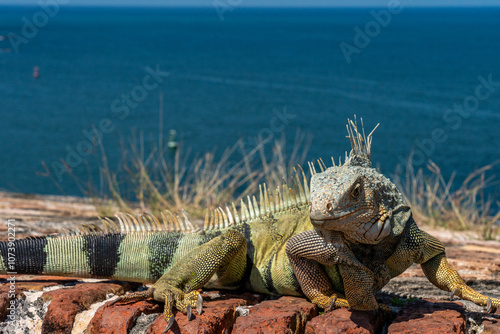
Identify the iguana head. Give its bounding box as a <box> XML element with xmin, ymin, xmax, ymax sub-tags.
<box><xmin>309</xmin><ymin>118</ymin><xmax>410</xmax><ymax>244</ymax></box>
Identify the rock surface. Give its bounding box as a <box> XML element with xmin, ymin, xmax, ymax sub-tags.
<box><xmin>86</xmin><ymin>299</ymin><xmax>161</xmax><ymax>334</ymax></box>
<box><xmin>147</xmin><ymin>296</ymin><xmax>248</xmax><ymax>334</ymax></box>
<box><xmin>40</xmin><ymin>282</ymin><xmax>130</xmax><ymax>334</ymax></box>
<box><xmin>232</xmin><ymin>296</ymin><xmax>318</xmax><ymax>333</ymax></box>
<box><xmin>305</xmin><ymin>308</ymin><xmax>383</xmax><ymax>334</ymax></box>
<box><xmin>482</xmin><ymin>317</ymin><xmax>500</xmax><ymax>334</ymax></box>
<box><xmin>387</xmin><ymin>299</ymin><xmax>466</xmax><ymax>334</ymax></box>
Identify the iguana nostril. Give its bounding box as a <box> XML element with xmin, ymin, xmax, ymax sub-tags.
<box><xmin>326</xmin><ymin>202</ymin><xmax>333</xmax><ymax>212</ymax></box>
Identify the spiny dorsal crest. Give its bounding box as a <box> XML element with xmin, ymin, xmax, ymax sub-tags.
<box><xmin>59</xmin><ymin>210</ymin><xmax>201</xmax><ymax>236</ymax></box>
<box><xmin>344</xmin><ymin>117</ymin><xmax>379</xmax><ymax>168</ymax></box>
<box><xmin>60</xmin><ymin>166</ymin><xmax>311</xmax><ymax>237</ymax></box>
<box><xmin>306</xmin><ymin>117</ymin><xmax>378</xmax><ymax>177</ymax></box>
<box><xmin>202</xmin><ymin>165</ymin><xmax>310</xmax><ymax>231</ymax></box>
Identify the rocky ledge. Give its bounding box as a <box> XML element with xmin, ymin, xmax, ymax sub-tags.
<box><xmin>0</xmin><ymin>192</ymin><xmax>500</xmax><ymax>333</ymax></box>
<box><xmin>0</xmin><ymin>276</ymin><xmax>499</xmax><ymax>334</ymax></box>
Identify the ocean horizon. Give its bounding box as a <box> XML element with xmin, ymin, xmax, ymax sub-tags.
<box><xmin>0</xmin><ymin>6</ymin><xmax>499</xmax><ymax>199</ymax></box>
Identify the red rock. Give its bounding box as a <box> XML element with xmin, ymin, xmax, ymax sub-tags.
<box><xmin>482</xmin><ymin>311</ymin><xmax>500</xmax><ymax>334</ymax></box>
<box><xmin>41</xmin><ymin>282</ymin><xmax>129</xmax><ymax>334</ymax></box>
<box><xmin>147</xmin><ymin>297</ymin><xmax>248</xmax><ymax>334</ymax></box>
<box><xmin>0</xmin><ymin>274</ymin><xmax>80</xmax><ymax>282</ymax></box>
<box><xmin>305</xmin><ymin>308</ymin><xmax>383</xmax><ymax>334</ymax></box>
<box><xmin>0</xmin><ymin>280</ymin><xmax>57</xmax><ymax>294</ymax></box>
<box><xmin>0</xmin><ymin>280</ymin><xmax>60</xmax><ymax>321</ymax></box>
<box><xmin>232</xmin><ymin>296</ymin><xmax>317</xmax><ymax>334</ymax></box>
<box><xmin>0</xmin><ymin>293</ymin><xmax>10</xmax><ymax>322</ymax></box>
<box><xmin>86</xmin><ymin>299</ymin><xmax>161</xmax><ymax>334</ymax></box>
<box><xmin>387</xmin><ymin>299</ymin><xmax>466</xmax><ymax>334</ymax></box>
<box><xmin>16</xmin><ymin>281</ymin><xmax>60</xmax><ymax>291</ymax></box>
<box><xmin>483</xmin><ymin>319</ymin><xmax>500</xmax><ymax>334</ymax></box>
<box><xmin>217</xmin><ymin>291</ymin><xmax>265</xmax><ymax>305</ymax></box>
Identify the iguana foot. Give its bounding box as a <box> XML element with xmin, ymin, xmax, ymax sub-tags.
<box><xmin>152</xmin><ymin>284</ymin><xmax>204</xmax><ymax>328</ymax></box>
<box><xmin>107</xmin><ymin>286</ymin><xmax>203</xmax><ymax>327</ymax></box>
<box><xmin>312</xmin><ymin>293</ymin><xmax>349</xmax><ymax>311</ymax></box>
<box><xmin>450</xmin><ymin>283</ymin><xmax>499</xmax><ymax>313</ymax></box>
<box><xmin>322</xmin><ymin>294</ymin><xmax>390</xmax><ymax>313</ymax></box>
<box><xmin>161</xmin><ymin>290</ymin><xmax>203</xmax><ymax>332</ymax></box>
<box><xmin>328</xmin><ymin>295</ymin><xmax>350</xmax><ymax>310</ymax></box>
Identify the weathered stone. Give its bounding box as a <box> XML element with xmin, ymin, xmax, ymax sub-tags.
<box><xmin>41</xmin><ymin>282</ymin><xmax>129</xmax><ymax>334</ymax></box>
<box><xmin>483</xmin><ymin>321</ymin><xmax>500</xmax><ymax>334</ymax></box>
<box><xmin>0</xmin><ymin>281</ymin><xmax>58</xmax><ymax>294</ymax></box>
<box><xmin>482</xmin><ymin>314</ymin><xmax>500</xmax><ymax>334</ymax></box>
<box><xmin>0</xmin><ymin>280</ymin><xmax>59</xmax><ymax>321</ymax></box>
<box><xmin>387</xmin><ymin>299</ymin><xmax>466</xmax><ymax>334</ymax></box>
<box><xmin>0</xmin><ymin>293</ymin><xmax>11</xmax><ymax>323</ymax></box>
<box><xmin>0</xmin><ymin>274</ymin><xmax>80</xmax><ymax>282</ymax></box>
<box><xmin>233</xmin><ymin>296</ymin><xmax>317</xmax><ymax>334</ymax></box>
<box><xmin>482</xmin><ymin>319</ymin><xmax>500</xmax><ymax>334</ymax></box>
<box><xmin>305</xmin><ymin>308</ymin><xmax>383</xmax><ymax>334</ymax></box>
<box><xmin>86</xmin><ymin>299</ymin><xmax>160</xmax><ymax>334</ymax></box>
<box><xmin>147</xmin><ymin>297</ymin><xmax>248</xmax><ymax>334</ymax></box>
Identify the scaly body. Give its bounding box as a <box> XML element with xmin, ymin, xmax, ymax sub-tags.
<box><xmin>0</xmin><ymin>201</ymin><xmax>312</xmax><ymax>296</ymax></box>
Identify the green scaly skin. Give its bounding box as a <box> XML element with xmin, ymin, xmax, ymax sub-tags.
<box><xmin>1</xmin><ymin>119</ymin><xmax>498</xmax><ymax>331</ymax></box>
<box><xmin>0</xmin><ymin>201</ymin><xmax>315</xmax><ymax>330</ymax></box>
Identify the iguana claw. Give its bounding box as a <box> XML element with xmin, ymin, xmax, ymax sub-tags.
<box><xmin>486</xmin><ymin>298</ymin><xmax>492</xmax><ymax>313</ymax></box>
<box><xmin>163</xmin><ymin>316</ymin><xmax>175</xmax><ymax>333</ymax></box>
<box><xmin>108</xmin><ymin>297</ymin><xmax>120</xmax><ymax>307</ymax></box>
<box><xmin>186</xmin><ymin>304</ymin><xmax>193</xmax><ymax>320</ymax></box>
<box><xmin>107</xmin><ymin>289</ymin><xmax>154</xmax><ymax>308</ymax></box>
<box><xmin>328</xmin><ymin>296</ymin><xmax>336</xmax><ymax>312</ymax></box>
<box><xmin>450</xmin><ymin>288</ymin><xmax>457</xmax><ymax>301</ymax></box>
<box><xmin>196</xmin><ymin>294</ymin><xmax>203</xmax><ymax>315</ymax></box>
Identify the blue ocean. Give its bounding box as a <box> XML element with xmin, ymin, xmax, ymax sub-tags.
<box><xmin>0</xmin><ymin>6</ymin><xmax>499</xmax><ymax>197</ymax></box>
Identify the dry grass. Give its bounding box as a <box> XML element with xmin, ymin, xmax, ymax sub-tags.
<box><xmin>39</xmin><ymin>123</ymin><xmax>499</xmax><ymax>240</ymax></box>
<box><xmin>393</xmin><ymin>154</ymin><xmax>500</xmax><ymax>240</ymax></box>
<box><xmin>40</xmin><ymin>129</ymin><xmax>311</xmax><ymax>220</ymax></box>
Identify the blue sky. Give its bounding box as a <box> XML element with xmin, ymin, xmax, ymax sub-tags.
<box><xmin>0</xmin><ymin>0</ymin><xmax>499</xmax><ymax>6</ymax></box>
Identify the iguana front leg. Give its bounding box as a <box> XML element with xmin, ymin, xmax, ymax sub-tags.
<box><xmin>418</xmin><ymin>231</ymin><xmax>500</xmax><ymax>312</ymax></box>
<box><xmin>386</xmin><ymin>219</ymin><xmax>500</xmax><ymax>312</ymax></box>
<box><xmin>111</xmin><ymin>229</ymin><xmax>247</xmax><ymax>331</ymax></box>
<box><xmin>286</xmin><ymin>230</ymin><xmax>382</xmax><ymax>311</ymax></box>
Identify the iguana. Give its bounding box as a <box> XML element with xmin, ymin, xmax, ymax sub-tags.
<box><xmin>1</xmin><ymin>119</ymin><xmax>498</xmax><ymax>332</ymax></box>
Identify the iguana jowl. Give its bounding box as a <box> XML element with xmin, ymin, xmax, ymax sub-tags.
<box><xmin>1</xmin><ymin>119</ymin><xmax>499</xmax><ymax>332</ymax></box>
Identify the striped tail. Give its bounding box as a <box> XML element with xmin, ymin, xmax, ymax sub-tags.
<box><xmin>0</xmin><ymin>234</ymin><xmax>125</xmax><ymax>280</ymax></box>
<box><xmin>0</xmin><ymin>230</ymin><xmax>221</xmax><ymax>283</ymax></box>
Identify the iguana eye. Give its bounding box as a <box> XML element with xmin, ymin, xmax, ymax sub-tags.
<box><xmin>351</xmin><ymin>184</ymin><xmax>361</xmax><ymax>199</ymax></box>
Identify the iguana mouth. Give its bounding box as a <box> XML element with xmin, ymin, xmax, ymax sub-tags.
<box><xmin>309</xmin><ymin>212</ymin><xmax>355</xmax><ymax>225</ymax></box>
